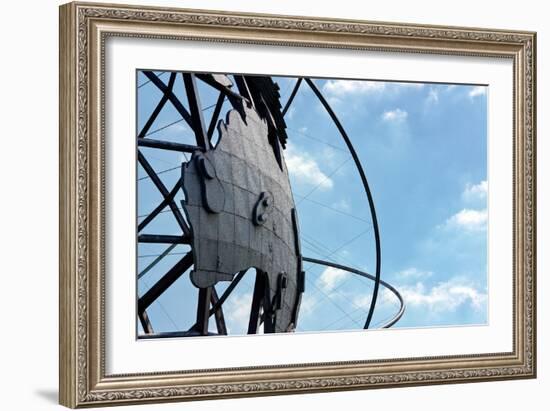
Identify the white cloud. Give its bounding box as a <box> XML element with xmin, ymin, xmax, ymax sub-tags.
<box><xmin>352</xmin><ymin>294</ymin><xmax>371</xmax><ymax>309</ymax></box>
<box><xmin>436</xmin><ymin>181</ymin><xmax>488</xmax><ymax>232</ymax></box>
<box><xmin>323</xmin><ymin>80</ymin><xmax>385</xmax><ymax>96</ymax></box>
<box><xmin>331</xmin><ymin>199</ymin><xmax>351</xmax><ymax>212</ymax></box>
<box><xmin>444</xmin><ymin>208</ymin><xmax>488</xmax><ymax>231</ymax></box>
<box><xmin>399</xmin><ymin>280</ymin><xmax>487</xmax><ymax>313</ymax></box>
<box><xmin>426</xmin><ymin>87</ymin><xmax>439</xmax><ymax>104</ymax></box>
<box><xmin>299</xmin><ymin>292</ymin><xmax>319</xmax><ymax>317</ymax></box>
<box><xmin>322</xmin><ymin>80</ymin><xmax>424</xmax><ymax>98</ymax></box>
<box><xmin>462</xmin><ymin>180</ymin><xmax>488</xmax><ymax>202</ymax></box>
<box><xmin>396</xmin><ymin>267</ymin><xmax>433</xmax><ymax>279</ymax></box>
<box><xmin>397</xmin><ymin>82</ymin><xmax>425</xmax><ymax>89</ymax></box>
<box><xmin>319</xmin><ymin>146</ymin><xmax>341</xmax><ymax>168</ymax></box>
<box><xmin>352</xmin><ymin>286</ymin><xmax>400</xmax><ymax>311</ymax></box>
<box><xmin>286</xmin><ymin>106</ymin><xmax>295</xmax><ymax>120</ymax></box>
<box><xmin>380</xmin><ymin>287</ymin><xmax>398</xmax><ymax>306</ymax></box>
<box><xmin>469</xmin><ymin>86</ymin><xmax>487</xmax><ymax>99</ymax></box>
<box><xmin>317</xmin><ymin>267</ymin><xmax>349</xmax><ymax>292</ymax></box>
<box><xmin>285</xmin><ymin>145</ymin><xmax>334</xmax><ymax>190</ymax></box>
<box><xmin>225</xmin><ymin>292</ymin><xmax>252</xmax><ymax>333</ymax></box>
<box><xmin>382</xmin><ymin>108</ymin><xmax>408</xmax><ymax>122</ymax></box>
<box><xmin>326</xmin><ymin>96</ymin><xmax>342</xmax><ymax>107</ymax></box>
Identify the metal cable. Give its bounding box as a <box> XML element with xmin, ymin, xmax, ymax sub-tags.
<box><xmin>305</xmin><ymin>78</ymin><xmax>382</xmax><ymax>329</ymax></box>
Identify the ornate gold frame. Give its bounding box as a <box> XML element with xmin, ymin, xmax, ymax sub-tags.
<box><xmin>59</xmin><ymin>1</ymin><xmax>536</xmax><ymax>408</ymax></box>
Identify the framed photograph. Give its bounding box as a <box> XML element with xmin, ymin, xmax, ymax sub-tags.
<box><xmin>59</xmin><ymin>1</ymin><xmax>537</xmax><ymax>408</ymax></box>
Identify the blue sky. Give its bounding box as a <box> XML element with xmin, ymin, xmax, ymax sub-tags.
<box><xmin>136</xmin><ymin>71</ymin><xmax>488</xmax><ymax>335</ymax></box>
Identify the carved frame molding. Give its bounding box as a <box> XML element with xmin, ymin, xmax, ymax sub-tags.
<box><xmin>59</xmin><ymin>2</ymin><xmax>536</xmax><ymax>407</ymax></box>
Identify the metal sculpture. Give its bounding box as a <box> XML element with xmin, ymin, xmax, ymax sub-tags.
<box><xmin>136</xmin><ymin>71</ymin><xmax>404</xmax><ymax>338</ymax></box>
<box><xmin>182</xmin><ymin>105</ymin><xmax>303</xmax><ymax>334</ymax></box>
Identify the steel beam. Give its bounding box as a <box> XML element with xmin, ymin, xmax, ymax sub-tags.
<box><xmin>138</xmin><ymin>251</ymin><xmax>193</xmax><ymax>312</ymax></box>
<box><xmin>142</xmin><ymin>71</ymin><xmax>193</xmax><ymax>128</ymax></box>
<box><xmin>182</xmin><ymin>73</ymin><xmax>210</xmax><ymax>150</ymax></box>
<box><xmin>282</xmin><ymin>78</ymin><xmax>302</xmax><ymax>116</ymax></box>
<box><xmin>210</xmin><ymin>287</ymin><xmax>227</xmax><ymax>335</ymax></box>
<box><xmin>196</xmin><ymin>74</ymin><xmax>248</xmax><ymax>104</ymax></box>
<box><xmin>207</xmin><ymin>92</ymin><xmax>225</xmax><ymax>139</ymax></box>
<box><xmin>138</xmin><ymin>72</ymin><xmax>177</xmax><ymax>137</ymax></box>
<box><xmin>247</xmin><ymin>270</ymin><xmax>265</xmax><ymax>334</ymax></box>
<box><xmin>138</xmin><ymin>138</ymin><xmax>201</xmax><ymax>153</ymax></box>
<box><xmin>137</xmin><ymin>234</ymin><xmax>190</xmax><ymax>244</ymax></box>
<box><xmin>138</xmin><ymin>243</ymin><xmax>178</xmax><ymax>280</ymax></box>
<box><xmin>138</xmin><ymin>310</ymin><xmax>154</xmax><ymax>334</ymax></box>
<box><xmin>137</xmin><ymin>150</ymin><xmax>190</xmax><ymax>237</ymax></box>
<box><xmin>138</xmin><ymin>179</ymin><xmax>183</xmax><ymax>233</ymax></box>
<box><xmin>195</xmin><ymin>287</ymin><xmax>212</xmax><ymax>336</ymax></box>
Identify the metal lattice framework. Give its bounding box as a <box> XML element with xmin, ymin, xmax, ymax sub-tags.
<box><xmin>136</xmin><ymin>71</ymin><xmax>405</xmax><ymax>338</ymax></box>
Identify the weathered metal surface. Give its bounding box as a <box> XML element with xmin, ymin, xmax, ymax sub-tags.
<box><xmin>196</xmin><ymin>74</ymin><xmax>247</xmax><ymax>120</ymax></box>
<box><xmin>211</xmin><ymin>74</ymin><xmax>233</xmax><ymax>88</ymax></box>
<box><xmin>182</xmin><ymin>105</ymin><xmax>301</xmax><ymax>332</ymax></box>
<box><xmin>290</xmin><ymin>208</ymin><xmax>304</xmax><ymax>328</ymax></box>
<box><xmin>135</xmin><ymin>71</ymin><xmax>402</xmax><ymax>338</ymax></box>
<box><xmin>233</xmin><ymin>76</ymin><xmax>288</xmax><ymax>169</ymax></box>
<box><xmin>252</xmin><ymin>192</ymin><xmax>273</xmax><ymax>226</ymax></box>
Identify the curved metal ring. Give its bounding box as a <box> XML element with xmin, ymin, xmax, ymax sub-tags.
<box><xmin>283</xmin><ymin>78</ymin><xmax>383</xmax><ymax>329</ymax></box>
<box><xmin>303</xmin><ymin>256</ymin><xmax>405</xmax><ymax>328</ymax></box>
